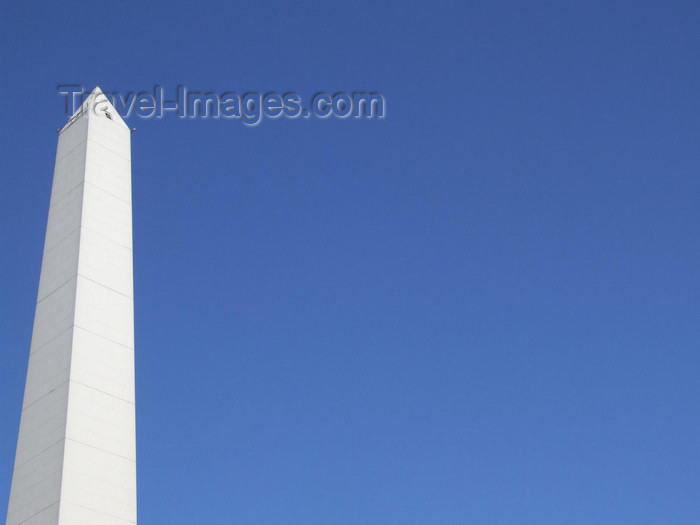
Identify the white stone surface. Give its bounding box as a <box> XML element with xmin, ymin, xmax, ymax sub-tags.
<box><xmin>6</xmin><ymin>87</ymin><xmax>137</xmax><ymax>525</ymax></box>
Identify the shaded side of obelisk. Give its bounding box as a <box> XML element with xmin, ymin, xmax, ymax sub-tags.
<box><xmin>6</xmin><ymin>87</ymin><xmax>137</xmax><ymax>525</ymax></box>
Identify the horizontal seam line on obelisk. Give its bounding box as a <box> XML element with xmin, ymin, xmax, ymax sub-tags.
<box><xmin>13</xmin><ymin>500</ymin><xmax>59</xmax><ymax>525</ymax></box>
<box><xmin>84</xmin><ymin>179</ymin><xmax>132</xmax><ymax>207</ymax></box>
<box><xmin>84</xmin><ymin>178</ymin><xmax>132</xmax><ymax>206</ymax></box>
<box><xmin>29</xmin><ymin>323</ymin><xmax>134</xmax><ymax>357</ymax></box>
<box><xmin>36</xmin><ymin>238</ymin><xmax>133</xmax><ymax>303</ymax></box>
<box><xmin>48</xmin><ymin>179</ymin><xmax>83</xmax><ymax>208</ymax></box>
<box><xmin>11</xmin><ymin>438</ymin><xmax>65</xmax><ymax>470</ymax></box>
<box><xmin>49</xmin><ymin>179</ymin><xmax>132</xmax><ymax>223</ymax></box>
<box><xmin>54</xmin><ymin>135</ymin><xmax>88</xmax><ymax>161</ymax></box>
<box><xmin>13</xmin><ymin>424</ymin><xmax>136</xmax><ymax>472</ymax></box>
<box><xmin>69</xmin><ymin>379</ymin><xmax>134</xmax><ymax>405</ymax></box>
<box><xmin>21</xmin><ymin>379</ymin><xmax>70</xmax><ymax>411</ymax></box>
<box><xmin>21</xmin><ymin>376</ymin><xmax>134</xmax><ymax>412</ymax></box>
<box><xmin>86</xmin><ymin>136</ymin><xmax>131</xmax><ymax>161</ymax></box>
<box><xmin>41</xmin><ymin>225</ymin><xmax>81</xmax><ymax>255</ymax></box>
<box><xmin>77</xmin><ymin>273</ymin><xmax>133</xmax><ymax>298</ymax></box>
<box><xmin>65</xmin><ymin>437</ymin><xmax>136</xmax><ymax>463</ymax></box>
<box><xmin>35</xmin><ymin>275</ymin><xmax>77</xmax><ymax>305</ymax></box>
<box><xmin>52</xmin><ymin>179</ymin><xmax>132</xmax><ymax>214</ymax></box>
<box><xmin>62</xmin><ymin>500</ymin><xmax>136</xmax><ymax>524</ymax></box>
<box><xmin>80</xmin><ymin>226</ymin><xmax>133</xmax><ymax>252</ymax></box>
<box><xmin>29</xmin><ymin>325</ymin><xmax>73</xmax><ymax>355</ymax></box>
<box><xmin>49</xmin><ymin>174</ymin><xmax>132</xmax><ymax>212</ymax></box>
<box><xmin>73</xmin><ymin>324</ymin><xmax>134</xmax><ymax>350</ymax></box>
<box><xmin>48</xmin><ymin>180</ymin><xmax>84</xmax><ymax>210</ymax></box>
<box><xmin>80</xmin><ymin>225</ymin><xmax>134</xmax><ymax>251</ymax></box>
<box><xmin>36</xmin><ymin>273</ymin><xmax>132</xmax><ymax>307</ymax></box>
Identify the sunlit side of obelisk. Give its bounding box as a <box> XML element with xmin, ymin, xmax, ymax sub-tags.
<box><xmin>6</xmin><ymin>87</ymin><xmax>137</xmax><ymax>525</ymax></box>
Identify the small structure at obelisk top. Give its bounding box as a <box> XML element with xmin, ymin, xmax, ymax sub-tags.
<box><xmin>6</xmin><ymin>87</ymin><xmax>137</xmax><ymax>525</ymax></box>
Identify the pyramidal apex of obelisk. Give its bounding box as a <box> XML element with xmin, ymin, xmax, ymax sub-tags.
<box><xmin>6</xmin><ymin>86</ymin><xmax>137</xmax><ymax>525</ymax></box>
<box><xmin>61</xmin><ymin>86</ymin><xmax>129</xmax><ymax>131</ymax></box>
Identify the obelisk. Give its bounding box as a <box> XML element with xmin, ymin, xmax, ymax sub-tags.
<box><xmin>6</xmin><ymin>87</ymin><xmax>137</xmax><ymax>525</ymax></box>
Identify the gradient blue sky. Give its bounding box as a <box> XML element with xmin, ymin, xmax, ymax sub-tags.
<box><xmin>2</xmin><ymin>1</ymin><xmax>700</xmax><ymax>524</ymax></box>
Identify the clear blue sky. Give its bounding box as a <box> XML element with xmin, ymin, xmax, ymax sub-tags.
<box><xmin>2</xmin><ymin>1</ymin><xmax>699</xmax><ymax>523</ymax></box>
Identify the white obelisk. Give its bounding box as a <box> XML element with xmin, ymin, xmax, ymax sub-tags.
<box><xmin>6</xmin><ymin>87</ymin><xmax>137</xmax><ymax>525</ymax></box>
